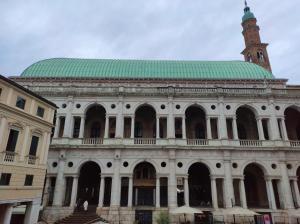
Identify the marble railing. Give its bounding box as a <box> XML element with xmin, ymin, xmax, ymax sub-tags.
<box><xmin>25</xmin><ymin>85</ymin><xmax>297</xmax><ymax>97</ymax></box>
<box><xmin>27</xmin><ymin>155</ymin><xmax>38</xmax><ymax>165</ymax></box>
<box><xmin>2</xmin><ymin>151</ymin><xmax>17</xmax><ymax>163</ymax></box>
<box><xmin>51</xmin><ymin>138</ymin><xmax>299</xmax><ymax>148</ymax></box>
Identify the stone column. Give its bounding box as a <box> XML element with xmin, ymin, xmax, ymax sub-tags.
<box><xmin>115</xmin><ymin>101</ymin><xmax>124</xmax><ymax>138</ymax></box>
<box><xmin>156</xmin><ymin>117</ymin><xmax>160</xmax><ymax>139</ymax></box>
<box><xmin>293</xmin><ymin>179</ymin><xmax>300</xmax><ymax>208</ymax></box>
<box><xmin>53</xmin><ymin>116</ymin><xmax>60</xmax><ymax>138</ymax></box>
<box><xmin>167</xmin><ymin>99</ymin><xmax>175</xmax><ymax>139</ymax></box>
<box><xmin>218</xmin><ymin>101</ymin><xmax>228</xmax><ymax>139</ymax></box>
<box><xmin>128</xmin><ymin>176</ymin><xmax>133</xmax><ymax>207</ymax></box>
<box><xmin>232</xmin><ymin>117</ymin><xmax>239</xmax><ymax>140</ymax></box>
<box><xmin>42</xmin><ymin>133</ymin><xmax>51</xmax><ymax>164</ymax></box>
<box><xmin>281</xmin><ymin>118</ymin><xmax>289</xmax><ymax>141</ymax></box>
<box><xmin>206</xmin><ymin>117</ymin><xmax>212</xmax><ymax>139</ymax></box>
<box><xmin>184</xmin><ymin>176</ymin><xmax>189</xmax><ymax>206</ymax></box>
<box><xmin>104</xmin><ymin>116</ymin><xmax>109</xmax><ymax>139</ymax></box>
<box><xmin>23</xmin><ymin>199</ymin><xmax>41</xmax><ymax>224</ymax></box>
<box><xmin>3</xmin><ymin>204</ymin><xmax>13</xmax><ymax>224</ymax></box>
<box><xmin>168</xmin><ymin>155</ymin><xmax>177</xmax><ymax>208</ymax></box>
<box><xmin>279</xmin><ymin>162</ymin><xmax>294</xmax><ymax>209</ymax></box>
<box><xmin>70</xmin><ymin>176</ymin><xmax>79</xmax><ymax>207</ymax></box>
<box><xmin>110</xmin><ymin>153</ymin><xmax>121</xmax><ymax>206</ymax></box>
<box><xmin>156</xmin><ymin>177</ymin><xmax>160</xmax><ymax>208</ymax></box>
<box><xmin>63</xmin><ymin>101</ymin><xmax>74</xmax><ymax>138</ymax></box>
<box><xmin>79</xmin><ymin>116</ymin><xmax>85</xmax><ymax>139</ymax></box>
<box><xmin>53</xmin><ymin>154</ymin><xmax>66</xmax><ymax>206</ymax></box>
<box><xmin>20</xmin><ymin>126</ymin><xmax>30</xmax><ymax>161</ymax></box>
<box><xmin>269</xmin><ymin>104</ymin><xmax>280</xmax><ymax>140</ymax></box>
<box><xmin>130</xmin><ymin>116</ymin><xmax>135</xmax><ymax>138</ymax></box>
<box><xmin>210</xmin><ymin>177</ymin><xmax>218</xmax><ymax>209</ymax></box>
<box><xmin>224</xmin><ymin>159</ymin><xmax>235</xmax><ymax>208</ymax></box>
<box><xmin>0</xmin><ymin>116</ymin><xmax>8</xmax><ymax>150</ymax></box>
<box><xmin>98</xmin><ymin>176</ymin><xmax>105</xmax><ymax>207</ymax></box>
<box><xmin>265</xmin><ymin>178</ymin><xmax>277</xmax><ymax>210</ymax></box>
<box><xmin>256</xmin><ymin>118</ymin><xmax>265</xmax><ymax>140</ymax></box>
<box><xmin>182</xmin><ymin>116</ymin><xmax>186</xmax><ymax>139</ymax></box>
<box><xmin>239</xmin><ymin>178</ymin><xmax>247</xmax><ymax>209</ymax></box>
<box><xmin>42</xmin><ymin>176</ymin><xmax>51</xmax><ymax>207</ymax></box>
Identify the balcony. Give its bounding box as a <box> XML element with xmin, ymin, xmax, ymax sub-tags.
<box><xmin>50</xmin><ymin>137</ymin><xmax>299</xmax><ymax>149</ymax></box>
<box><xmin>2</xmin><ymin>151</ymin><xmax>17</xmax><ymax>163</ymax></box>
<box><xmin>27</xmin><ymin>155</ymin><xmax>38</xmax><ymax>165</ymax></box>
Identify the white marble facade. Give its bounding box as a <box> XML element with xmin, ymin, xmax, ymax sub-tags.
<box><xmin>13</xmin><ymin>78</ymin><xmax>300</xmax><ymax>224</ymax></box>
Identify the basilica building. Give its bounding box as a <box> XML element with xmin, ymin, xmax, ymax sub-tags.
<box><xmin>11</xmin><ymin>3</ymin><xmax>300</xmax><ymax>224</ymax></box>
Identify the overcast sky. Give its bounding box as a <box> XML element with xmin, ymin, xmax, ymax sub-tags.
<box><xmin>0</xmin><ymin>0</ymin><xmax>299</xmax><ymax>83</ymax></box>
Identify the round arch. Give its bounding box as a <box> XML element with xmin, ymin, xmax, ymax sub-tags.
<box><xmin>183</xmin><ymin>103</ymin><xmax>207</xmax><ymax>115</ymax></box>
<box><xmin>129</xmin><ymin>159</ymin><xmax>159</xmax><ymax>174</ymax></box>
<box><xmin>76</xmin><ymin>159</ymin><xmax>104</xmax><ymax>174</ymax></box>
<box><xmin>84</xmin><ymin>102</ymin><xmax>107</xmax><ymax>115</ymax></box>
<box><xmin>240</xmin><ymin>161</ymin><xmax>269</xmax><ymax>176</ymax></box>
<box><xmin>234</xmin><ymin>104</ymin><xmax>259</xmax><ymax>117</ymax></box>
<box><xmin>77</xmin><ymin>161</ymin><xmax>101</xmax><ymax>205</ymax></box>
<box><xmin>188</xmin><ymin>162</ymin><xmax>212</xmax><ymax>207</ymax></box>
<box><xmin>243</xmin><ymin>162</ymin><xmax>269</xmax><ymax>208</ymax></box>
<box><xmin>133</xmin><ymin>103</ymin><xmax>158</xmax><ymax>115</ymax></box>
<box><xmin>184</xmin><ymin>159</ymin><xmax>214</xmax><ymax>175</ymax></box>
<box><xmin>284</xmin><ymin>106</ymin><xmax>300</xmax><ymax>140</ymax></box>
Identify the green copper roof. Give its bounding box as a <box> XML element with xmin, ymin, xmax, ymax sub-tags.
<box><xmin>242</xmin><ymin>6</ymin><xmax>256</xmax><ymax>23</ymax></box>
<box><xmin>21</xmin><ymin>58</ymin><xmax>274</xmax><ymax>80</ymax></box>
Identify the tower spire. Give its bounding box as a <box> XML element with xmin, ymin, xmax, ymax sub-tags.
<box><xmin>241</xmin><ymin>3</ymin><xmax>272</xmax><ymax>72</ymax></box>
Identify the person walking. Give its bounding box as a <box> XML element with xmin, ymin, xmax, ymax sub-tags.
<box><xmin>83</xmin><ymin>200</ymin><xmax>89</xmax><ymax>212</ymax></box>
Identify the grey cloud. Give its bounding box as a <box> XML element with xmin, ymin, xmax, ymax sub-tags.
<box><xmin>0</xmin><ymin>0</ymin><xmax>299</xmax><ymax>83</ymax></box>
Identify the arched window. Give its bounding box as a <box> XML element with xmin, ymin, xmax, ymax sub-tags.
<box><xmin>257</xmin><ymin>51</ymin><xmax>265</xmax><ymax>62</ymax></box>
<box><xmin>195</xmin><ymin>123</ymin><xmax>205</xmax><ymax>139</ymax></box>
<box><xmin>247</xmin><ymin>53</ymin><xmax>252</xmax><ymax>62</ymax></box>
<box><xmin>90</xmin><ymin>122</ymin><xmax>101</xmax><ymax>138</ymax></box>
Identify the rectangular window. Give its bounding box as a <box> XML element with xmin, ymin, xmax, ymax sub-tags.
<box><xmin>0</xmin><ymin>173</ymin><xmax>11</xmax><ymax>186</ymax></box>
<box><xmin>29</xmin><ymin>136</ymin><xmax>39</xmax><ymax>156</ymax></box>
<box><xmin>73</xmin><ymin>117</ymin><xmax>81</xmax><ymax>138</ymax></box>
<box><xmin>16</xmin><ymin>96</ymin><xmax>26</xmax><ymax>109</ymax></box>
<box><xmin>24</xmin><ymin>175</ymin><xmax>34</xmax><ymax>186</ymax></box>
<box><xmin>0</xmin><ymin>88</ymin><xmax>2</xmax><ymax>96</ymax></box>
<box><xmin>36</xmin><ymin>106</ymin><xmax>45</xmax><ymax>118</ymax></box>
<box><xmin>6</xmin><ymin>129</ymin><xmax>19</xmax><ymax>152</ymax></box>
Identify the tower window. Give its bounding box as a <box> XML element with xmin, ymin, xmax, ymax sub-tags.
<box><xmin>247</xmin><ymin>54</ymin><xmax>252</xmax><ymax>62</ymax></box>
<box><xmin>257</xmin><ymin>51</ymin><xmax>265</xmax><ymax>62</ymax></box>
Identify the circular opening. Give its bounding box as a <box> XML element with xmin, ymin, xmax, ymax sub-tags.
<box><xmin>107</xmin><ymin>162</ymin><xmax>112</xmax><ymax>168</ymax></box>
<box><xmin>161</xmin><ymin>162</ymin><xmax>166</xmax><ymax>167</ymax></box>
<box><xmin>216</xmin><ymin>163</ymin><xmax>222</xmax><ymax>168</ymax></box>
<box><xmin>232</xmin><ymin>163</ymin><xmax>238</xmax><ymax>169</ymax></box>
<box><xmin>211</xmin><ymin>105</ymin><xmax>216</xmax><ymax>110</ymax></box>
<box><xmin>62</xmin><ymin>104</ymin><xmax>67</xmax><ymax>108</ymax></box>
<box><xmin>123</xmin><ymin>161</ymin><xmax>128</xmax><ymax>167</ymax></box>
<box><xmin>68</xmin><ymin>162</ymin><xmax>73</xmax><ymax>167</ymax></box>
<box><xmin>161</xmin><ymin>104</ymin><xmax>166</xmax><ymax>110</ymax></box>
<box><xmin>126</xmin><ymin>104</ymin><xmax>131</xmax><ymax>109</ymax></box>
<box><xmin>287</xmin><ymin>164</ymin><xmax>292</xmax><ymax>170</ymax></box>
<box><xmin>261</xmin><ymin>105</ymin><xmax>267</xmax><ymax>110</ymax></box>
<box><xmin>111</xmin><ymin>104</ymin><xmax>116</xmax><ymax>109</ymax></box>
<box><xmin>271</xmin><ymin>164</ymin><xmax>277</xmax><ymax>169</ymax></box>
<box><xmin>52</xmin><ymin>162</ymin><xmax>58</xmax><ymax>168</ymax></box>
<box><xmin>177</xmin><ymin>162</ymin><xmax>183</xmax><ymax>168</ymax></box>
<box><xmin>275</xmin><ymin>106</ymin><xmax>280</xmax><ymax>111</ymax></box>
<box><xmin>76</xmin><ymin>104</ymin><xmax>81</xmax><ymax>109</ymax></box>
<box><xmin>226</xmin><ymin>105</ymin><xmax>231</xmax><ymax>110</ymax></box>
<box><xmin>176</xmin><ymin>105</ymin><xmax>181</xmax><ymax>110</ymax></box>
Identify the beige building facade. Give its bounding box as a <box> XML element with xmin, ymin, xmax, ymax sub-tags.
<box><xmin>0</xmin><ymin>75</ymin><xmax>57</xmax><ymax>224</ymax></box>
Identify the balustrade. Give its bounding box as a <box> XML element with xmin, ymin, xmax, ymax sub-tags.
<box><xmin>239</xmin><ymin>140</ymin><xmax>263</xmax><ymax>147</ymax></box>
<box><xmin>290</xmin><ymin>141</ymin><xmax>300</xmax><ymax>147</ymax></box>
<box><xmin>187</xmin><ymin>139</ymin><xmax>209</xmax><ymax>146</ymax></box>
<box><xmin>134</xmin><ymin>138</ymin><xmax>156</xmax><ymax>145</ymax></box>
<box><xmin>82</xmin><ymin>138</ymin><xmax>103</xmax><ymax>145</ymax></box>
<box><xmin>27</xmin><ymin>155</ymin><xmax>38</xmax><ymax>165</ymax></box>
<box><xmin>2</xmin><ymin>151</ymin><xmax>16</xmax><ymax>162</ymax></box>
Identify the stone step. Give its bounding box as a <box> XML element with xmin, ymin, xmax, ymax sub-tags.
<box><xmin>54</xmin><ymin>210</ymin><xmax>108</xmax><ymax>224</ymax></box>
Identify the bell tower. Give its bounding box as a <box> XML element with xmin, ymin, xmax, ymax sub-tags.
<box><xmin>241</xmin><ymin>1</ymin><xmax>272</xmax><ymax>72</ymax></box>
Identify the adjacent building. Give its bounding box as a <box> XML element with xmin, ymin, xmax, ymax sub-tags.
<box><xmin>10</xmin><ymin>3</ymin><xmax>300</xmax><ymax>224</ymax></box>
<box><xmin>0</xmin><ymin>75</ymin><xmax>57</xmax><ymax>224</ymax></box>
